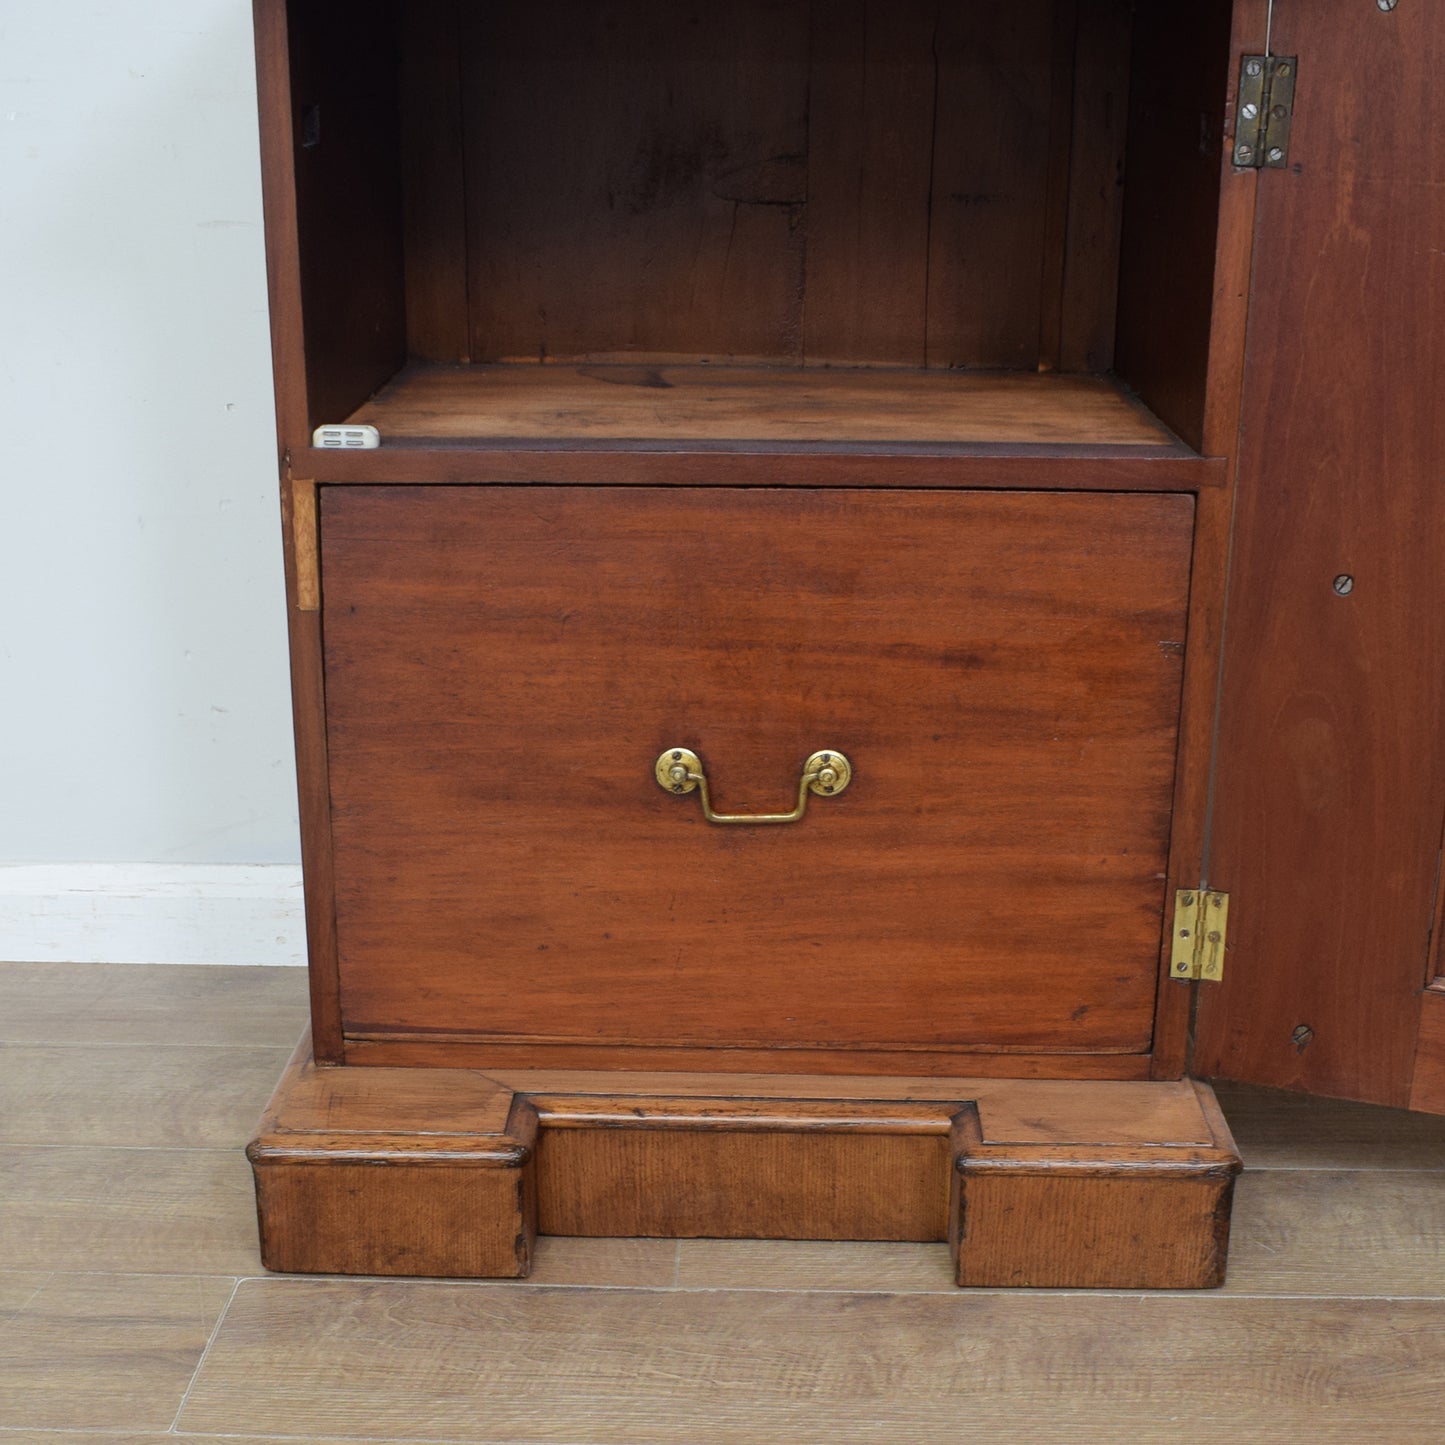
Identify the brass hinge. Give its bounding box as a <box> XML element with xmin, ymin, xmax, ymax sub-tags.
<box><xmin>1234</xmin><ymin>55</ymin><xmax>1298</xmax><ymax>169</ymax></box>
<box><xmin>1171</xmin><ymin>889</ymin><xmax>1230</xmax><ymax>983</ymax></box>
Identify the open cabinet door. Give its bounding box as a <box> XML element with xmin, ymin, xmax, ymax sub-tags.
<box><xmin>1194</xmin><ymin>0</ymin><xmax>1445</xmax><ymax>1111</ymax></box>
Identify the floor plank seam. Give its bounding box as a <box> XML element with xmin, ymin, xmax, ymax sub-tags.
<box><xmin>205</xmin><ymin>1276</ymin><xmax>1445</xmax><ymax>1302</ymax></box>
<box><xmin>167</xmin><ymin>1277</ymin><xmax>243</xmax><ymax>1436</ymax></box>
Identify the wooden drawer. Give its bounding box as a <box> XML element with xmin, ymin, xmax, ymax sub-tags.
<box><xmin>320</xmin><ymin>486</ymin><xmax>1193</xmax><ymax>1071</ymax></box>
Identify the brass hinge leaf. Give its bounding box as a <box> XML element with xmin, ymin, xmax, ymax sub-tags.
<box><xmin>1235</xmin><ymin>55</ymin><xmax>1298</xmax><ymax>170</ymax></box>
<box><xmin>1171</xmin><ymin>889</ymin><xmax>1230</xmax><ymax>983</ymax></box>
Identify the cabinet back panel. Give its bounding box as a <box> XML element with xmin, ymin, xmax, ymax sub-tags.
<box><xmin>321</xmin><ymin>486</ymin><xmax>1193</xmax><ymax>1060</ymax></box>
<box><xmin>399</xmin><ymin>0</ymin><xmax>1128</xmax><ymax>370</ymax></box>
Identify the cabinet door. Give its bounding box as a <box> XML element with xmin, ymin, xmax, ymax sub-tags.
<box><xmin>320</xmin><ymin>485</ymin><xmax>1193</xmax><ymax>1073</ymax></box>
<box><xmin>1196</xmin><ymin>0</ymin><xmax>1445</xmax><ymax>1110</ymax></box>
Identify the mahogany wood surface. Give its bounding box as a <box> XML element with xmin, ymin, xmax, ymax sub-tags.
<box><xmin>248</xmin><ymin>1040</ymin><xmax>1240</xmax><ymax>1286</ymax></box>
<box><xmin>537</xmin><ymin>1126</ymin><xmax>954</xmax><ymax>1241</ymax></box>
<box><xmin>398</xmin><ymin>0</ymin><xmax>469</xmax><ymax>364</ymax></box>
<box><xmin>1149</xmin><ymin>482</ymin><xmax>1233</xmax><ymax>1079</ymax></box>
<box><xmin>303</xmin><ymin>447</ymin><xmax>1220</xmax><ymax>489</ymax></box>
<box><xmin>277</xmin><ymin>478</ymin><xmax>342</xmax><ymax>1060</ymax></box>
<box><xmin>452</xmin><ymin>0</ymin><xmax>1124</xmax><ymax>372</ymax></box>
<box><xmin>801</xmin><ymin>0</ymin><xmax>938</xmax><ymax>366</ymax></box>
<box><xmin>1114</xmin><ymin>0</ymin><xmax>1239</xmax><ymax>452</ymax></box>
<box><xmin>322</xmin><ymin>486</ymin><xmax>1193</xmax><ymax>1068</ymax></box>
<box><xmin>247</xmin><ymin>1042</ymin><xmax>537</xmax><ymax>1277</ymax></box>
<box><xmin>283</xmin><ymin>0</ymin><xmax>407</xmax><ymax>433</ymax></box>
<box><xmin>1054</xmin><ymin>0</ymin><xmax>1132</xmax><ymax>375</ymax></box>
<box><xmin>952</xmin><ymin>1078</ymin><xmax>1238</xmax><ymax>1287</ymax></box>
<box><xmin>1200</xmin><ymin>0</ymin><xmax>1268</xmax><ymax>461</ymax></box>
<box><xmin>346</xmin><ymin>363</ymin><xmax>1178</xmax><ymax>448</ymax></box>
<box><xmin>344</xmin><ymin>1039</ymin><xmax>1156</xmax><ymax>1078</ymax></box>
<box><xmin>1196</xmin><ymin>0</ymin><xmax>1445</xmax><ymax>1106</ymax></box>
<box><xmin>251</xmin><ymin>0</ymin><xmax>308</xmax><ymax>456</ymax></box>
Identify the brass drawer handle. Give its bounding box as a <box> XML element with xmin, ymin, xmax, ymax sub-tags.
<box><xmin>654</xmin><ymin>747</ymin><xmax>852</xmax><ymax>825</ymax></box>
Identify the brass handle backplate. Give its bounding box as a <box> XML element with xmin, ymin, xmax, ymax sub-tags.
<box><xmin>654</xmin><ymin>747</ymin><xmax>852</xmax><ymax>825</ymax></box>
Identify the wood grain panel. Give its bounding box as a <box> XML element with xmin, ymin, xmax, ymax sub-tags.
<box><xmin>462</xmin><ymin>0</ymin><xmax>809</xmax><ymax>363</ymax></box>
<box><xmin>281</xmin><ymin>477</ymin><xmax>343</xmax><ymax>1060</ymax></box>
<box><xmin>954</xmin><ymin>1172</ymin><xmax>1234</xmax><ymax>1289</ymax></box>
<box><xmin>1113</xmin><ymin>0</ymin><xmax>1239</xmax><ymax>451</ymax></box>
<box><xmin>347</xmin><ymin>363</ymin><xmax>1177</xmax><ymax>447</ymax></box>
<box><xmin>251</xmin><ymin>0</ymin><xmax>309</xmax><ymax>456</ymax></box>
<box><xmin>306</xmin><ymin>447</ymin><xmax>1218</xmax><ymax>489</ymax></box>
<box><xmin>925</xmin><ymin>1</ymin><xmax>1057</xmax><ymax>369</ymax></box>
<box><xmin>399</xmin><ymin>0</ymin><xmax>470</xmax><ymax>362</ymax></box>
<box><xmin>283</xmin><ymin>0</ymin><xmax>407</xmax><ymax>428</ymax></box>
<box><xmin>802</xmin><ymin>0</ymin><xmax>938</xmax><ymax>365</ymax></box>
<box><xmin>322</xmin><ymin>486</ymin><xmax>1193</xmax><ymax>1064</ymax></box>
<box><xmin>1196</xmin><ymin>0</ymin><xmax>1445</xmax><ymax>1105</ymax></box>
<box><xmin>538</xmin><ymin>1128</ymin><xmax>952</xmax><ymax>1241</ymax></box>
<box><xmin>1056</xmin><ymin>0</ymin><xmax>1133</xmax><ymax>373</ymax></box>
<box><xmin>248</xmin><ymin>1040</ymin><xmax>537</xmax><ymax>1278</ymax></box>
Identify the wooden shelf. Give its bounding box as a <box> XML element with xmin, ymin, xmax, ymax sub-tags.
<box><xmin>344</xmin><ymin>363</ymin><xmax>1181</xmax><ymax>451</ymax></box>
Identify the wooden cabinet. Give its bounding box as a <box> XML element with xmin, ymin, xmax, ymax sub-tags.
<box><xmin>247</xmin><ymin>0</ymin><xmax>1445</xmax><ymax>1286</ymax></box>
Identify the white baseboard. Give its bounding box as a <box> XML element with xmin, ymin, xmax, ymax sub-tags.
<box><xmin>0</xmin><ymin>863</ymin><xmax>306</xmax><ymax>966</ymax></box>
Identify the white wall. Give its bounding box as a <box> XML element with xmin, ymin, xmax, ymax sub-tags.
<box><xmin>1</xmin><ymin>2</ymin><xmax>299</xmax><ymax>870</ymax></box>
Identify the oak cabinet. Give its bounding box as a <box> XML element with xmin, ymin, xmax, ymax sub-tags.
<box><xmin>248</xmin><ymin>0</ymin><xmax>1445</xmax><ymax>1286</ymax></box>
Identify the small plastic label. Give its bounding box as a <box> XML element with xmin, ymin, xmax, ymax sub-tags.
<box><xmin>312</xmin><ymin>424</ymin><xmax>380</xmax><ymax>450</ymax></box>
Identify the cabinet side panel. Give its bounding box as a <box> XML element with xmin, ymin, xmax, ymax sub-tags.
<box><xmin>1113</xmin><ymin>0</ymin><xmax>1237</xmax><ymax>451</ymax></box>
<box><xmin>1197</xmin><ymin>0</ymin><xmax>1445</xmax><ymax>1104</ymax></box>
<box><xmin>281</xmin><ymin>480</ymin><xmax>342</xmax><ymax>1059</ymax></box>
<box><xmin>287</xmin><ymin>0</ymin><xmax>407</xmax><ymax>427</ymax></box>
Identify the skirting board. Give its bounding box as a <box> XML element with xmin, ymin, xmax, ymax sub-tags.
<box><xmin>0</xmin><ymin>863</ymin><xmax>305</xmax><ymax>966</ymax></box>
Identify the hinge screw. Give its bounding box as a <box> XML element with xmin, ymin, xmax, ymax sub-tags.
<box><xmin>1241</xmin><ymin>102</ymin><xmax>1259</xmax><ymax>120</ymax></box>
<box><xmin>1377</xmin><ymin>0</ymin><xmax>1398</xmax><ymax>12</ymax></box>
<box><xmin>1267</xmin><ymin>147</ymin><xmax>1285</xmax><ymax>163</ymax></box>
<box><xmin>1235</xmin><ymin>145</ymin><xmax>1255</xmax><ymax>165</ymax></box>
<box><xmin>1245</xmin><ymin>58</ymin><xmax>1264</xmax><ymax>77</ymax></box>
<box><xmin>1181</xmin><ymin>893</ymin><xmax>1195</xmax><ymax>907</ymax></box>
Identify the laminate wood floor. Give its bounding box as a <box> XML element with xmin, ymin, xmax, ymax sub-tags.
<box><xmin>1</xmin><ymin>962</ymin><xmax>1442</xmax><ymax>1443</ymax></box>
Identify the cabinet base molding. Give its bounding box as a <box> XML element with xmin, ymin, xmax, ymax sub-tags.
<box><xmin>248</xmin><ymin>1039</ymin><xmax>1240</xmax><ymax>1289</ymax></box>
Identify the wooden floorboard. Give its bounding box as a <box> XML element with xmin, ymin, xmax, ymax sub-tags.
<box><xmin>177</xmin><ymin>1281</ymin><xmax>1445</xmax><ymax>1444</ymax></box>
<box><xmin>0</xmin><ymin>1274</ymin><xmax>235</xmax><ymax>1432</ymax></box>
<box><xmin>0</xmin><ymin>962</ymin><xmax>308</xmax><ymax>1048</ymax></box>
<box><xmin>0</xmin><ymin>1042</ymin><xmax>296</xmax><ymax>1149</ymax></box>
<box><xmin>0</xmin><ymin>962</ymin><xmax>1441</xmax><ymax>1440</ymax></box>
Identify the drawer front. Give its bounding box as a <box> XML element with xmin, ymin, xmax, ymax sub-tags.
<box><xmin>322</xmin><ymin>486</ymin><xmax>1193</xmax><ymax>1059</ymax></box>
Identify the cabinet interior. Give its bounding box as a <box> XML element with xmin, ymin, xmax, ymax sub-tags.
<box><xmin>286</xmin><ymin>0</ymin><xmax>1236</xmax><ymax>451</ymax></box>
